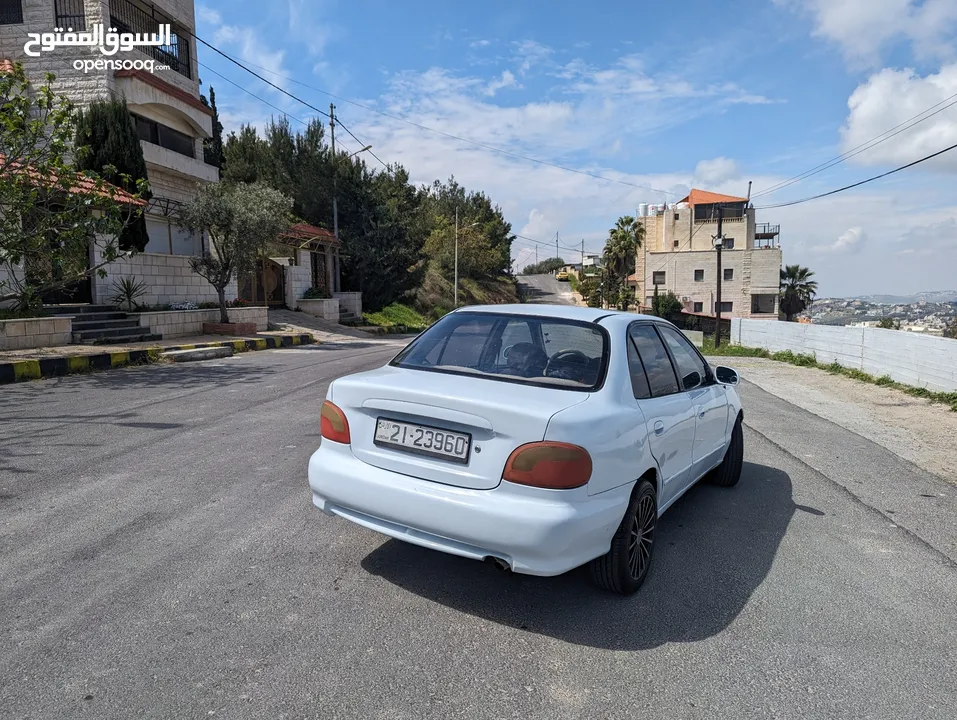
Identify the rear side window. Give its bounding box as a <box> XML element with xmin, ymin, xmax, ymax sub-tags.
<box><xmin>658</xmin><ymin>326</ymin><xmax>709</xmax><ymax>390</ymax></box>
<box><xmin>392</xmin><ymin>312</ymin><xmax>609</xmax><ymax>391</ymax></box>
<box><xmin>626</xmin><ymin>338</ymin><xmax>651</xmax><ymax>399</ymax></box>
<box><xmin>629</xmin><ymin>325</ymin><xmax>679</xmax><ymax>397</ymax></box>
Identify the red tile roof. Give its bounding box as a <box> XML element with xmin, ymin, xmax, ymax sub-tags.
<box><xmin>114</xmin><ymin>69</ymin><xmax>215</xmax><ymax>117</ymax></box>
<box><xmin>0</xmin><ymin>59</ymin><xmax>15</xmax><ymax>73</ymax></box>
<box><xmin>281</xmin><ymin>222</ymin><xmax>339</xmax><ymax>245</ymax></box>
<box><xmin>679</xmin><ymin>189</ymin><xmax>749</xmax><ymax>206</ymax></box>
<box><xmin>0</xmin><ymin>155</ymin><xmax>145</xmax><ymax>206</ymax></box>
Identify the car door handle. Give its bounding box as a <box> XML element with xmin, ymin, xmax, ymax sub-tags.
<box><xmin>654</xmin><ymin>421</ymin><xmax>665</xmax><ymax>436</ymax></box>
<box><xmin>697</xmin><ymin>407</ymin><xmax>706</xmax><ymax>419</ymax></box>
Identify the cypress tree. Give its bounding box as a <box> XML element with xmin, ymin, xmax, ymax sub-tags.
<box><xmin>75</xmin><ymin>97</ymin><xmax>151</xmax><ymax>252</ymax></box>
<box><xmin>203</xmin><ymin>86</ymin><xmax>224</xmax><ymax>170</ymax></box>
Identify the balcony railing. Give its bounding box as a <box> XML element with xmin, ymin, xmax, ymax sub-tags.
<box><xmin>755</xmin><ymin>223</ymin><xmax>780</xmax><ymax>237</ymax></box>
<box><xmin>694</xmin><ymin>216</ymin><xmax>744</xmax><ymax>224</ymax></box>
<box><xmin>109</xmin><ymin>0</ymin><xmax>192</xmax><ymax>79</ymax></box>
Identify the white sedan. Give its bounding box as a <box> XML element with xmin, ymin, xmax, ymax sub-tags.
<box><xmin>308</xmin><ymin>305</ymin><xmax>744</xmax><ymax>595</ymax></box>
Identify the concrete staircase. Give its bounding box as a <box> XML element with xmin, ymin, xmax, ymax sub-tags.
<box><xmin>338</xmin><ymin>306</ymin><xmax>359</xmax><ymax>325</ymax></box>
<box><xmin>44</xmin><ymin>304</ymin><xmax>163</xmax><ymax>345</ymax></box>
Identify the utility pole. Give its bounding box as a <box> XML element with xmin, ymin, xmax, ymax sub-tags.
<box><xmin>454</xmin><ymin>207</ymin><xmax>459</xmax><ymax>308</ymax></box>
<box><xmin>714</xmin><ymin>206</ymin><xmax>724</xmax><ymax>348</ymax></box>
<box><xmin>329</xmin><ymin>104</ymin><xmax>338</xmax><ymax>243</ymax></box>
<box><xmin>555</xmin><ymin>232</ymin><xmax>559</xmax><ymax>260</ymax></box>
<box><xmin>535</xmin><ymin>245</ymin><xmax>538</xmax><ymax>264</ymax></box>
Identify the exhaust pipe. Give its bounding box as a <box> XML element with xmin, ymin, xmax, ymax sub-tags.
<box><xmin>486</xmin><ymin>556</ymin><xmax>511</xmax><ymax>572</ymax></box>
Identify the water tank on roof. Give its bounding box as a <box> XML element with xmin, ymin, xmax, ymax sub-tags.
<box><xmin>657</xmin><ymin>204</ymin><xmax>665</xmax><ymax>213</ymax></box>
<box><xmin>638</xmin><ymin>203</ymin><xmax>648</xmax><ymax>217</ymax></box>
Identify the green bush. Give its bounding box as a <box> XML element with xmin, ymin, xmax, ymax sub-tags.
<box><xmin>364</xmin><ymin>303</ymin><xmax>430</xmax><ymax>330</ymax></box>
<box><xmin>303</xmin><ymin>286</ymin><xmax>331</xmax><ymax>300</ymax></box>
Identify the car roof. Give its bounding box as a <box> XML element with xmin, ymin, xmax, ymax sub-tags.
<box><xmin>455</xmin><ymin>304</ymin><xmax>664</xmax><ymax>326</ymax></box>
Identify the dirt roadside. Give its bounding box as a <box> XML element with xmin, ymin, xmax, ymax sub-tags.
<box><xmin>724</xmin><ymin>357</ymin><xmax>957</xmax><ymax>484</ymax></box>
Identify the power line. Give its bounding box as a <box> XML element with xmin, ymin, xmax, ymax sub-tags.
<box><xmin>198</xmin><ymin>60</ymin><xmax>383</xmax><ymax>171</ymax></box>
<box><xmin>754</xmin><ymin>140</ymin><xmax>957</xmax><ymax>209</ymax></box>
<box><xmin>199</xmin><ymin>61</ymin><xmax>309</xmax><ymax>127</ymax></box>
<box><xmin>752</xmin><ymin>91</ymin><xmax>957</xmax><ymax>199</ymax></box>
<box><xmin>191</xmin><ymin>31</ymin><xmax>330</xmax><ymax>119</ymax></box>
<box><xmin>196</xmin><ymin>47</ymin><xmax>675</xmax><ymax>195</ymax></box>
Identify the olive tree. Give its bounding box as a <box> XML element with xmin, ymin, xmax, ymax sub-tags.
<box><xmin>180</xmin><ymin>182</ymin><xmax>293</xmax><ymax>323</ymax></box>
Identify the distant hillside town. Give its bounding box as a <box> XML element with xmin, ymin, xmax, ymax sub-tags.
<box><xmin>801</xmin><ymin>293</ymin><xmax>957</xmax><ymax>336</ymax></box>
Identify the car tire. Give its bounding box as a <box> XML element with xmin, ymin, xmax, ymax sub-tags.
<box><xmin>709</xmin><ymin>416</ymin><xmax>743</xmax><ymax>487</ymax></box>
<box><xmin>590</xmin><ymin>479</ymin><xmax>657</xmax><ymax>595</ymax></box>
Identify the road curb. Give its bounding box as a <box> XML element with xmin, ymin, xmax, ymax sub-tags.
<box><xmin>0</xmin><ymin>333</ymin><xmax>315</xmax><ymax>385</ymax></box>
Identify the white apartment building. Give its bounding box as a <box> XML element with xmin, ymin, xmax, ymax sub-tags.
<box><xmin>633</xmin><ymin>189</ymin><xmax>783</xmax><ymax>319</ymax></box>
<box><xmin>1</xmin><ymin>0</ymin><xmax>222</xmax><ymax>306</ymax></box>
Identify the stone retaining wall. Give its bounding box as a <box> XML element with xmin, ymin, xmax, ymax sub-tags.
<box><xmin>137</xmin><ymin>307</ymin><xmax>268</xmax><ymax>339</ymax></box>
<box><xmin>0</xmin><ymin>317</ymin><xmax>73</xmax><ymax>350</ymax></box>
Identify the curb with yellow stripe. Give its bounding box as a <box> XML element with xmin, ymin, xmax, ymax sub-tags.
<box><xmin>0</xmin><ymin>334</ymin><xmax>314</xmax><ymax>385</ymax></box>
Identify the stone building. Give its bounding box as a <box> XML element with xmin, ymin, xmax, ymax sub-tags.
<box><xmin>632</xmin><ymin>189</ymin><xmax>783</xmax><ymax>320</ymax></box>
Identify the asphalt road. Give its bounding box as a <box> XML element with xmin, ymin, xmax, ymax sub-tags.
<box><xmin>517</xmin><ymin>273</ymin><xmax>578</xmax><ymax>305</ymax></box>
<box><xmin>2</xmin><ymin>340</ymin><xmax>956</xmax><ymax>719</ymax></box>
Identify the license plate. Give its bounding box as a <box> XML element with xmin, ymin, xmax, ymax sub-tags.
<box><xmin>374</xmin><ymin>418</ymin><xmax>471</xmax><ymax>464</ymax></box>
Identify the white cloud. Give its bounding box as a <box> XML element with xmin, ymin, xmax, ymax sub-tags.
<box><xmin>694</xmin><ymin>157</ymin><xmax>740</xmax><ymax>186</ymax></box>
<box><xmin>485</xmin><ymin>70</ymin><xmax>518</xmax><ymax>97</ymax></box>
<box><xmin>470</xmin><ymin>39</ymin><xmax>491</xmax><ymax>48</ymax></box>
<box><xmin>286</xmin><ymin>0</ymin><xmax>339</xmax><ymax>56</ymax></box>
<box><xmin>841</xmin><ymin>63</ymin><xmax>957</xmax><ymax>171</ymax></box>
<box><xmin>196</xmin><ymin>5</ymin><xmax>222</xmax><ymax>25</ymax></box>
<box><xmin>513</xmin><ymin>40</ymin><xmax>553</xmax><ymax>75</ymax></box>
<box><xmin>813</xmin><ymin>226</ymin><xmax>866</xmax><ymax>253</ymax></box>
<box><xmin>782</xmin><ymin>0</ymin><xmax>957</xmax><ymax>66</ymax></box>
<box><xmin>895</xmin><ymin>218</ymin><xmax>957</xmax><ymax>256</ymax></box>
<box><xmin>213</xmin><ymin>24</ymin><xmax>290</xmax><ymax>90</ymax></box>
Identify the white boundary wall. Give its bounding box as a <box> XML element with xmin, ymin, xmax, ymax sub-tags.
<box><xmin>731</xmin><ymin>318</ymin><xmax>957</xmax><ymax>393</ymax></box>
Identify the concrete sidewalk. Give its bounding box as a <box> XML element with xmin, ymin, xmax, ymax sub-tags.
<box><xmin>0</xmin><ymin>332</ymin><xmax>314</xmax><ymax>384</ymax></box>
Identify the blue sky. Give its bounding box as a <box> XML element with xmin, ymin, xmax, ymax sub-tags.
<box><xmin>194</xmin><ymin>0</ymin><xmax>957</xmax><ymax>298</ymax></box>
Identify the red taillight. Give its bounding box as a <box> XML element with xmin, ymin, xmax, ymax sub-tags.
<box><xmin>320</xmin><ymin>401</ymin><xmax>351</xmax><ymax>444</ymax></box>
<box><xmin>503</xmin><ymin>442</ymin><xmax>592</xmax><ymax>490</ymax></box>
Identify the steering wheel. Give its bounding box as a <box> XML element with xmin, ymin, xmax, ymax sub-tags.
<box><xmin>545</xmin><ymin>349</ymin><xmax>590</xmax><ymax>379</ymax></box>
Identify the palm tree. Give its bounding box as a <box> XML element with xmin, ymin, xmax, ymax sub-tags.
<box><xmin>602</xmin><ymin>215</ymin><xmax>644</xmax><ymax>310</ymax></box>
<box><xmin>780</xmin><ymin>264</ymin><xmax>818</xmax><ymax>322</ymax></box>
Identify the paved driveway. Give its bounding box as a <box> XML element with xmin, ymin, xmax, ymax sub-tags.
<box><xmin>1</xmin><ymin>343</ymin><xmax>955</xmax><ymax>719</ymax></box>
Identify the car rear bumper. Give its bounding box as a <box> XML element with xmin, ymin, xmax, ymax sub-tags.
<box><xmin>308</xmin><ymin>443</ymin><xmax>632</xmax><ymax>576</ymax></box>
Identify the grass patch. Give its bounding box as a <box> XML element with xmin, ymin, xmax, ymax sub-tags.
<box><xmin>700</xmin><ymin>337</ymin><xmax>770</xmax><ymax>358</ymax></box>
<box><xmin>363</xmin><ymin>303</ymin><xmax>430</xmax><ymax>331</ymax></box>
<box><xmin>704</xmin><ymin>339</ymin><xmax>957</xmax><ymax>412</ymax></box>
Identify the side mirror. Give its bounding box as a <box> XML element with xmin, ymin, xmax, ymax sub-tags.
<box><xmin>715</xmin><ymin>366</ymin><xmax>739</xmax><ymax>386</ymax></box>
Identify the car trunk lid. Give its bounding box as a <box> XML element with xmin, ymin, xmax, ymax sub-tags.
<box><xmin>331</xmin><ymin>366</ymin><xmax>589</xmax><ymax>490</ymax></box>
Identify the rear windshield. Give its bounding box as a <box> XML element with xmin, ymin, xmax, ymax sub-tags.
<box><xmin>390</xmin><ymin>312</ymin><xmax>608</xmax><ymax>391</ymax></box>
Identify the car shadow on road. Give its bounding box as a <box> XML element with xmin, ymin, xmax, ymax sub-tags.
<box><xmin>361</xmin><ymin>461</ymin><xmax>794</xmax><ymax>650</ymax></box>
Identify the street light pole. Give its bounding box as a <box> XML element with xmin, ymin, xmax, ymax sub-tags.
<box><xmin>454</xmin><ymin>207</ymin><xmax>459</xmax><ymax>309</ymax></box>
<box><xmin>453</xmin><ymin>214</ymin><xmax>481</xmax><ymax>309</ymax></box>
